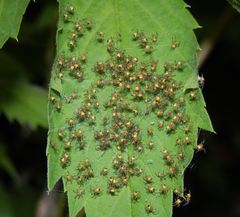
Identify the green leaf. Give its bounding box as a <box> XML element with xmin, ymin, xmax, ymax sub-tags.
<box><xmin>48</xmin><ymin>1</ymin><xmax>213</xmax><ymax>217</ymax></box>
<box><xmin>227</xmin><ymin>0</ymin><xmax>240</xmax><ymax>12</ymax></box>
<box><xmin>0</xmin><ymin>144</ymin><xmax>19</xmax><ymax>181</ymax></box>
<box><xmin>0</xmin><ymin>183</ymin><xmax>38</xmax><ymax>217</ymax></box>
<box><xmin>0</xmin><ymin>0</ymin><xmax>30</xmax><ymax>48</ymax></box>
<box><xmin>0</xmin><ymin>52</ymin><xmax>47</xmax><ymax>129</ymax></box>
<box><xmin>0</xmin><ymin>82</ymin><xmax>48</xmax><ymax>129</ymax></box>
<box><xmin>0</xmin><ymin>184</ymin><xmax>14</xmax><ymax>217</ymax></box>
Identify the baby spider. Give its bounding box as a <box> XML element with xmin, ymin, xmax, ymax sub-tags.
<box><xmin>198</xmin><ymin>74</ymin><xmax>205</xmax><ymax>89</ymax></box>
<box><xmin>92</xmin><ymin>187</ymin><xmax>101</xmax><ymax>196</ymax></box>
<box><xmin>74</xmin><ymin>188</ymin><xmax>85</xmax><ymax>199</ymax></box>
<box><xmin>183</xmin><ymin>191</ymin><xmax>191</xmax><ymax>206</ymax></box>
<box><xmin>131</xmin><ymin>191</ymin><xmax>140</xmax><ymax>201</ymax></box>
<box><xmin>196</xmin><ymin>141</ymin><xmax>206</xmax><ymax>153</ymax></box>
<box><xmin>97</xmin><ymin>31</ymin><xmax>104</xmax><ymax>42</ymax></box>
<box><xmin>171</xmin><ymin>38</ymin><xmax>180</xmax><ymax>49</ymax></box>
<box><xmin>145</xmin><ymin>204</ymin><xmax>155</xmax><ymax>214</ymax></box>
<box><xmin>174</xmin><ymin>197</ymin><xmax>182</xmax><ymax>207</ymax></box>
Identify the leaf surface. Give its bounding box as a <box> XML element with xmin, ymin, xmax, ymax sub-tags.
<box><xmin>48</xmin><ymin>1</ymin><xmax>213</xmax><ymax>216</ymax></box>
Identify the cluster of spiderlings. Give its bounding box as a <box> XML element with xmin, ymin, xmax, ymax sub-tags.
<box><xmin>63</xmin><ymin>5</ymin><xmax>93</xmax><ymax>50</ymax></box>
<box><xmin>57</xmin><ymin>127</ymin><xmax>85</xmax><ymax>168</ymax></box>
<box><xmin>113</xmin><ymin>155</ymin><xmax>142</xmax><ymax>180</ymax></box>
<box><xmin>75</xmin><ymin>88</ymin><xmax>99</xmax><ymax>125</ymax></box>
<box><xmin>55</xmin><ymin>55</ymin><xmax>88</xmax><ymax>82</ymax></box>
<box><xmin>92</xmin><ymin>35</ymin><xmax>198</xmax><ymax>212</ymax></box>
<box><xmin>49</xmin><ymin>91</ymin><xmax>62</xmax><ymax>112</ymax></box>
<box><xmin>71</xmin><ymin>160</ymin><xmax>95</xmax><ymax>198</ymax></box>
<box><xmin>95</xmin><ymin>119</ymin><xmax>144</xmax><ymax>152</ymax></box>
<box><xmin>172</xmin><ymin>188</ymin><xmax>192</xmax><ymax>208</ymax></box>
<box><xmin>107</xmin><ymin>176</ymin><xmax>122</xmax><ymax>195</ymax></box>
<box><xmin>92</xmin><ymin>48</ymin><xmax>193</xmax><ymax>138</ymax></box>
<box><xmin>161</xmin><ymin>149</ymin><xmax>180</xmax><ymax>178</ymax></box>
<box><xmin>68</xmin><ymin>20</ymin><xmax>92</xmax><ymax>50</ymax></box>
<box><xmin>75</xmin><ymin>159</ymin><xmax>94</xmax><ymax>185</ymax></box>
<box><xmin>48</xmin><ymin>11</ymin><xmax>203</xmax><ymax>213</ymax></box>
<box><xmin>132</xmin><ymin>31</ymin><xmax>159</xmax><ymax>54</ymax></box>
<box><xmin>84</xmin><ymin>155</ymin><xmax>143</xmax><ymax>195</ymax></box>
<box><xmin>63</xmin><ymin>4</ymin><xmax>74</xmax><ymax>22</ymax></box>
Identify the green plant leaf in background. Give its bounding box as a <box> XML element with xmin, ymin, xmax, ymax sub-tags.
<box><xmin>0</xmin><ymin>82</ymin><xmax>48</xmax><ymax>129</ymax></box>
<box><xmin>0</xmin><ymin>144</ymin><xmax>19</xmax><ymax>180</ymax></box>
<box><xmin>0</xmin><ymin>0</ymin><xmax>30</xmax><ymax>48</ymax></box>
<box><xmin>0</xmin><ymin>184</ymin><xmax>38</xmax><ymax>217</ymax></box>
<box><xmin>0</xmin><ymin>52</ymin><xmax>48</xmax><ymax>129</ymax></box>
<box><xmin>227</xmin><ymin>0</ymin><xmax>240</xmax><ymax>12</ymax></box>
<box><xmin>48</xmin><ymin>0</ymin><xmax>213</xmax><ymax>217</ymax></box>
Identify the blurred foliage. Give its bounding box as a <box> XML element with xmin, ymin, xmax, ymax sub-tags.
<box><xmin>0</xmin><ymin>0</ymin><xmax>240</xmax><ymax>217</ymax></box>
<box><xmin>227</xmin><ymin>0</ymin><xmax>240</xmax><ymax>12</ymax></box>
<box><xmin>0</xmin><ymin>183</ymin><xmax>37</xmax><ymax>217</ymax></box>
<box><xmin>0</xmin><ymin>0</ymin><xmax>57</xmax><ymax>216</ymax></box>
<box><xmin>0</xmin><ymin>82</ymin><xmax>48</xmax><ymax>129</ymax></box>
<box><xmin>0</xmin><ymin>144</ymin><xmax>19</xmax><ymax>180</ymax></box>
<box><xmin>0</xmin><ymin>0</ymin><xmax>49</xmax><ymax>129</ymax></box>
<box><xmin>0</xmin><ymin>0</ymin><xmax>30</xmax><ymax>48</ymax></box>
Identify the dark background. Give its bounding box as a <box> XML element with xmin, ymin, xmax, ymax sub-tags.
<box><xmin>0</xmin><ymin>0</ymin><xmax>239</xmax><ymax>217</ymax></box>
